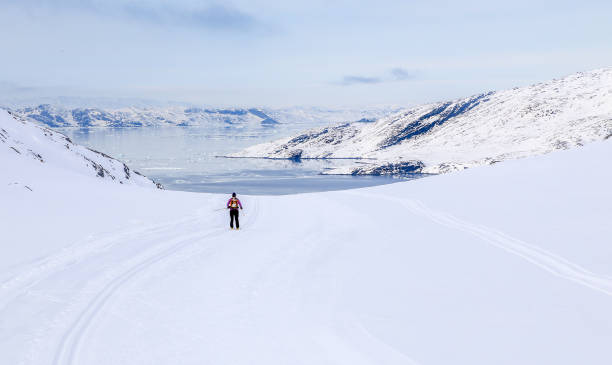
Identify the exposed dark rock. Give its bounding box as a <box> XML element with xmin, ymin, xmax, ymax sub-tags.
<box><xmin>87</xmin><ymin>147</ymin><xmax>113</xmax><ymax>160</ymax></box>
<box><xmin>84</xmin><ymin>157</ymin><xmax>111</xmax><ymax>179</ymax></box>
<box><xmin>553</xmin><ymin>140</ymin><xmax>570</xmax><ymax>150</ymax></box>
<box><xmin>288</xmin><ymin>150</ymin><xmax>303</xmax><ymax>162</ymax></box>
<box><xmin>378</xmin><ymin>92</ymin><xmax>493</xmax><ymax>150</ymax></box>
<box><xmin>28</xmin><ymin>150</ymin><xmax>44</xmax><ymax>163</ymax></box>
<box><xmin>286</xmin><ymin>128</ymin><xmax>331</xmax><ymax>145</ymax></box>
<box><xmin>123</xmin><ymin>163</ymin><xmax>131</xmax><ymax>179</ymax></box>
<box><xmin>351</xmin><ymin>160</ymin><xmax>425</xmax><ymax>176</ymax></box>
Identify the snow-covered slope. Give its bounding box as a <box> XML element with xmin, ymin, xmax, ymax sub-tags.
<box><xmin>2</xmin><ymin>118</ymin><xmax>612</xmax><ymax>364</ymax></box>
<box><xmin>8</xmin><ymin>104</ymin><xmax>400</xmax><ymax>130</ymax></box>
<box><xmin>233</xmin><ymin>68</ymin><xmax>612</xmax><ymax>174</ymax></box>
<box><xmin>0</xmin><ymin>109</ymin><xmax>159</xmax><ymax>188</ymax></box>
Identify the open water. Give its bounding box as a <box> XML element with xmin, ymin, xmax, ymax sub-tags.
<box><xmin>58</xmin><ymin>126</ymin><xmax>423</xmax><ymax>195</ymax></box>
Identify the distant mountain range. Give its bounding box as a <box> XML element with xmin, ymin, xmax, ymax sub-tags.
<box><xmin>0</xmin><ymin>109</ymin><xmax>160</xmax><ymax>188</ymax></box>
<box><xmin>231</xmin><ymin>67</ymin><xmax>612</xmax><ymax>175</ymax></box>
<box><xmin>6</xmin><ymin>105</ymin><xmax>401</xmax><ymax>130</ymax></box>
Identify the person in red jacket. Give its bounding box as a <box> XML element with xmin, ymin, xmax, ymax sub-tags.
<box><xmin>227</xmin><ymin>192</ymin><xmax>243</xmax><ymax>230</ymax></box>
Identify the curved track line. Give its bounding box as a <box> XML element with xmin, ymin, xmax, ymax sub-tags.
<box><xmin>406</xmin><ymin>199</ymin><xmax>612</xmax><ymax>296</ymax></box>
<box><xmin>53</xmin><ymin>197</ymin><xmax>261</xmax><ymax>365</ymax></box>
<box><xmin>52</xmin><ymin>228</ymin><xmax>226</xmax><ymax>365</ymax></box>
<box><xmin>348</xmin><ymin>191</ymin><xmax>612</xmax><ymax>296</ymax></box>
<box><xmin>1</xmin><ymin>215</ymin><xmax>197</xmax><ymax>291</ymax></box>
<box><xmin>0</xmin><ymin>216</ymin><xmax>200</xmax><ymax>313</ymax></box>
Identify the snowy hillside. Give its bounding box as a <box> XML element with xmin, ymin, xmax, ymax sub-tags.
<box><xmin>0</xmin><ymin>109</ymin><xmax>159</xmax><ymax>188</ymax></box>
<box><xmin>8</xmin><ymin>104</ymin><xmax>400</xmax><ymax>130</ymax></box>
<box><xmin>2</xmin><ymin>129</ymin><xmax>611</xmax><ymax>364</ymax></box>
<box><xmin>233</xmin><ymin>68</ymin><xmax>612</xmax><ymax>174</ymax></box>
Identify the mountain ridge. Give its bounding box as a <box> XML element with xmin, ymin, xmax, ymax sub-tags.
<box><xmin>6</xmin><ymin>105</ymin><xmax>401</xmax><ymax>130</ymax></box>
<box><xmin>231</xmin><ymin>67</ymin><xmax>612</xmax><ymax>175</ymax></box>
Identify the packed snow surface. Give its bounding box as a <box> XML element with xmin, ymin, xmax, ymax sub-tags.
<box><xmin>2</xmin><ymin>113</ymin><xmax>612</xmax><ymax>364</ymax></box>
<box><xmin>233</xmin><ymin>68</ymin><xmax>612</xmax><ymax>174</ymax></box>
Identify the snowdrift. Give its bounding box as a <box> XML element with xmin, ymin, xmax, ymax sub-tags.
<box><xmin>2</xmin><ymin>116</ymin><xmax>611</xmax><ymax>364</ymax></box>
<box><xmin>232</xmin><ymin>67</ymin><xmax>612</xmax><ymax>174</ymax></box>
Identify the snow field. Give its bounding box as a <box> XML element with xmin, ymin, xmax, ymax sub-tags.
<box><xmin>1</xmin><ymin>132</ymin><xmax>612</xmax><ymax>364</ymax></box>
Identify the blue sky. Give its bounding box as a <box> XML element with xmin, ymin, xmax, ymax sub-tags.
<box><xmin>1</xmin><ymin>0</ymin><xmax>611</xmax><ymax>107</ymax></box>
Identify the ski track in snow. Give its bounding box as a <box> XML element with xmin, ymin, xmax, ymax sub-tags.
<box><xmin>52</xmin><ymin>230</ymin><xmax>222</xmax><ymax>365</ymax></box>
<box><xmin>28</xmin><ymin>221</ymin><xmax>205</xmax><ymax>365</ymax></box>
<box><xmin>349</xmin><ymin>192</ymin><xmax>612</xmax><ymax>297</ymax></box>
<box><xmin>0</xmin><ymin>215</ymin><xmax>198</xmax><ymax>302</ymax></box>
<box><xmin>55</xmin><ymin>199</ymin><xmax>260</xmax><ymax>365</ymax></box>
<box><xmin>0</xmin><ymin>198</ymin><xmax>261</xmax><ymax>365</ymax></box>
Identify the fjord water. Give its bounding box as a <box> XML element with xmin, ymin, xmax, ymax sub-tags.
<box><xmin>58</xmin><ymin>126</ymin><xmax>417</xmax><ymax>194</ymax></box>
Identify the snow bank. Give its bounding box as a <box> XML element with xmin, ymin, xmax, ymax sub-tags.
<box><xmin>2</xmin><ymin>124</ymin><xmax>611</xmax><ymax>364</ymax></box>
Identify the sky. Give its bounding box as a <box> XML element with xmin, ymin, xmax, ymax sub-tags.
<box><xmin>1</xmin><ymin>0</ymin><xmax>612</xmax><ymax>108</ymax></box>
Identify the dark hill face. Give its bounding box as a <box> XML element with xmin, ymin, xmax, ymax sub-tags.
<box><xmin>377</xmin><ymin>92</ymin><xmax>493</xmax><ymax>150</ymax></box>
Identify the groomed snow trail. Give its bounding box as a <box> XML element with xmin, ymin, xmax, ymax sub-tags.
<box><xmin>0</xmin><ymin>199</ymin><xmax>261</xmax><ymax>365</ymax></box>
<box><xmin>1</xmin><ymin>215</ymin><xmax>198</xmax><ymax>305</ymax></box>
<box><xmin>52</xmin><ymin>229</ymin><xmax>225</xmax><ymax>365</ymax></box>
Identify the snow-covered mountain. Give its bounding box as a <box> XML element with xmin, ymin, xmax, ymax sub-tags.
<box><xmin>232</xmin><ymin>68</ymin><xmax>612</xmax><ymax>174</ymax></box>
<box><xmin>7</xmin><ymin>104</ymin><xmax>400</xmax><ymax>130</ymax></box>
<box><xmin>0</xmin><ymin>108</ymin><xmax>160</xmax><ymax>188</ymax></box>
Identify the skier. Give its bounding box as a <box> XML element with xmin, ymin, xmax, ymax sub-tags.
<box><xmin>227</xmin><ymin>192</ymin><xmax>243</xmax><ymax>230</ymax></box>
